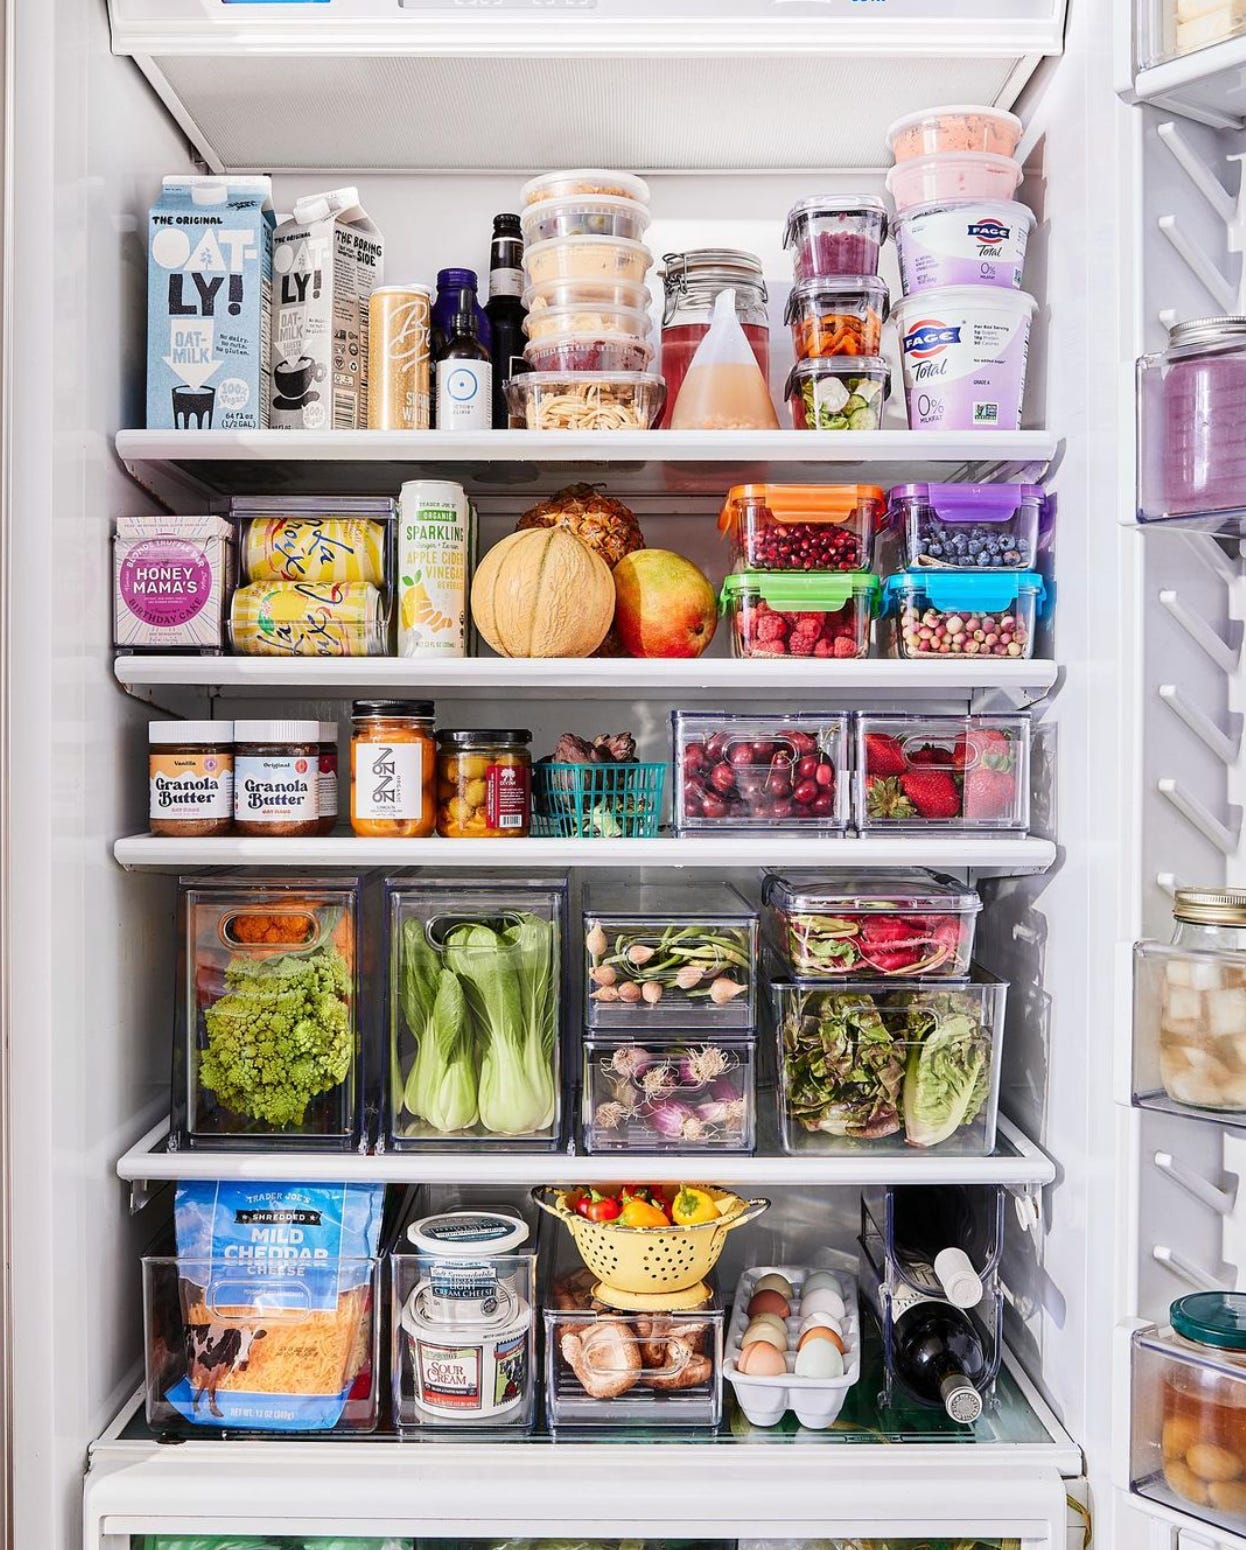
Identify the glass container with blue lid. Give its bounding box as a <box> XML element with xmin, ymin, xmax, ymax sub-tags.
<box><xmin>884</xmin><ymin>570</ymin><xmax>1048</xmax><ymax>660</ymax></box>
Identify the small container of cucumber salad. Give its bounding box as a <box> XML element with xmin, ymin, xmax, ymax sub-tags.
<box><xmin>785</xmin><ymin>357</ymin><xmax>891</xmax><ymax>431</ymax></box>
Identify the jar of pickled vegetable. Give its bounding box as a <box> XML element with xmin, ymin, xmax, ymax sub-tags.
<box><xmin>436</xmin><ymin>729</ymin><xmax>531</xmax><ymax>838</ymax></box>
<box><xmin>350</xmin><ymin>700</ymin><xmax>436</xmax><ymax>838</ymax></box>
<box><xmin>658</xmin><ymin>249</ymin><xmax>770</xmax><ymax>429</ymax></box>
<box><xmin>1171</xmin><ymin>887</ymin><xmax>1246</xmax><ymax>953</ymax></box>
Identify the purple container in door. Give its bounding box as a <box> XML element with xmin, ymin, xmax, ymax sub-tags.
<box><xmin>1138</xmin><ymin>317</ymin><xmax>1246</xmax><ymax>522</ymax></box>
<box><xmin>888</xmin><ymin>482</ymin><xmax>1047</xmax><ymax>569</ymax></box>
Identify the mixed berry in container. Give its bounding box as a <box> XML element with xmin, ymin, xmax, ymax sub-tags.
<box><xmin>718</xmin><ymin>483</ymin><xmax>885</xmax><ymax>572</ymax></box>
<box><xmin>783</xmin><ymin>196</ymin><xmax>889</xmax><ymax>283</ymax></box>
<box><xmin>720</xmin><ymin>571</ymin><xmax>880</xmax><ymax>660</ymax></box>
<box><xmin>883</xmin><ymin>572</ymin><xmax>1047</xmax><ymax>660</ymax></box>
<box><xmin>855</xmin><ymin>713</ymin><xmax>1031</xmax><ymax>832</ymax></box>
<box><xmin>672</xmin><ymin>712</ymin><xmax>850</xmax><ymax>834</ymax></box>
<box><xmin>889</xmin><ymin>482</ymin><xmax>1046</xmax><ymax>570</ymax></box>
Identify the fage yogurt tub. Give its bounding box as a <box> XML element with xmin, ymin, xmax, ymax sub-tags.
<box><xmin>894</xmin><ymin>286</ymin><xmax>1037</xmax><ymax>431</ymax></box>
<box><xmin>896</xmin><ymin>199</ymin><xmax>1034</xmax><ymax>293</ymax></box>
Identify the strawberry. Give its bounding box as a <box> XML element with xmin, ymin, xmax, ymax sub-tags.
<box><xmin>906</xmin><ymin>744</ymin><xmax>946</xmax><ymax>766</ymax></box>
<box><xmin>900</xmin><ymin>768</ymin><xmax>961</xmax><ymax>819</ymax></box>
<box><xmin>865</xmin><ymin>776</ymin><xmax>915</xmax><ymax>819</ymax></box>
<box><xmin>964</xmin><ymin>766</ymin><xmax>1016</xmax><ymax>819</ymax></box>
<box><xmin>863</xmin><ymin>733</ymin><xmax>907</xmax><ymax>776</ymax></box>
<box><xmin>956</xmin><ymin>728</ymin><xmax>1013</xmax><ymax>770</ymax></box>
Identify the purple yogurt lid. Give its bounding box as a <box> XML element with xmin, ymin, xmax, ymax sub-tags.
<box><xmin>887</xmin><ymin>482</ymin><xmax>1046</xmax><ymax>524</ymax></box>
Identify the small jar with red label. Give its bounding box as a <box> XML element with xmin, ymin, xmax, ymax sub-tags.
<box><xmin>233</xmin><ymin>719</ymin><xmax>321</xmax><ymax>837</ymax></box>
<box><xmin>436</xmin><ymin>729</ymin><xmax>532</xmax><ymax>839</ymax></box>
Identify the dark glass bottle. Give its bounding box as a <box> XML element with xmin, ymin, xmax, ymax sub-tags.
<box><xmin>434</xmin><ymin>296</ymin><xmax>492</xmax><ymax>432</ymax></box>
<box><xmin>486</xmin><ymin>214</ymin><xmax>528</xmax><ymax>429</ymax></box>
<box><xmin>888</xmin><ymin>1184</ymin><xmax>989</xmax><ymax>1309</ymax></box>
<box><xmin>890</xmin><ymin>1291</ymin><xmax>988</xmax><ymax>1423</ymax></box>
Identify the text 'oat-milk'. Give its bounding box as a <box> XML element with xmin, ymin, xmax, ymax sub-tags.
<box><xmin>147</xmin><ymin>176</ymin><xmax>274</xmax><ymax>430</ymax></box>
<box><xmin>894</xmin><ymin>286</ymin><xmax>1037</xmax><ymax>432</ymax></box>
<box><xmin>271</xmin><ymin>188</ymin><xmax>384</xmax><ymax>430</ymax></box>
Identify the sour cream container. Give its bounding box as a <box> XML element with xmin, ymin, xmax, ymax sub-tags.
<box><xmin>886</xmin><ymin>152</ymin><xmax>1023</xmax><ymax>216</ymax></box>
<box><xmin>895</xmin><ymin>199</ymin><xmax>1035</xmax><ymax>294</ymax></box>
<box><xmin>893</xmin><ymin>286</ymin><xmax>1037</xmax><ymax>432</ymax></box>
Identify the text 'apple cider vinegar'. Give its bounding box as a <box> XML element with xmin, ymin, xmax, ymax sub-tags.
<box><xmin>398</xmin><ymin>481</ymin><xmax>473</xmax><ymax>658</ymax></box>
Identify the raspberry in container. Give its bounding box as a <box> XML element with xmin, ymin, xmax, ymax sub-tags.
<box><xmin>719</xmin><ymin>570</ymin><xmax>880</xmax><ymax>660</ymax></box>
<box><xmin>718</xmin><ymin>483</ymin><xmax>885</xmax><ymax>572</ymax></box>
<box><xmin>785</xmin><ymin>276</ymin><xmax>889</xmax><ymax>360</ymax></box>
<box><xmin>785</xmin><ymin>357</ymin><xmax>890</xmax><ymax>431</ymax></box>
<box><xmin>671</xmin><ymin>711</ymin><xmax>850</xmax><ymax>835</ymax></box>
<box><xmin>762</xmin><ymin>868</ymin><xmax>982</xmax><ymax>980</ymax></box>
<box><xmin>783</xmin><ymin>196</ymin><xmax>889</xmax><ymax>282</ymax></box>
<box><xmin>854</xmin><ymin>712</ymin><xmax>1031</xmax><ymax>833</ymax></box>
<box><xmin>883</xmin><ymin>570</ymin><xmax>1048</xmax><ymax>660</ymax></box>
<box><xmin>888</xmin><ymin>481</ymin><xmax>1047</xmax><ymax>570</ymax></box>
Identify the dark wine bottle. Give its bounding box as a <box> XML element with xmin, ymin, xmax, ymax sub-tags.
<box><xmin>486</xmin><ymin>213</ymin><xmax>528</xmax><ymax>429</ymax></box>
<box><xmin>889</xmin><ymin>1284</ymin><xmax>988</xmax><ymax>1423</ymax></box>
<box><xmin>888</xmin><ymin>1184</ymin><xmax>988</xmax><ymax>1309</ymax></box>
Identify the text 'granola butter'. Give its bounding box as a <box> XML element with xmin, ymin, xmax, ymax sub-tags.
<box><xmin>233</xmin><ymin>719</ymin><xmax>320</xmax><ymax>837</ymax></box>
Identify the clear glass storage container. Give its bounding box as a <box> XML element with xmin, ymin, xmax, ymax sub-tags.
<box><xmin>170</xmin><ymin>877</ymin><xmax>360</xmax><ymax>1150</ymax></box>
<box><xmin>142</xmin><ymin>1254</ymin><xmax>380</xmax><ymax>1435</ymax></box>
<box><xmin>854</xmin><ymin>713</ymin><xmax>1031</xmax><ymax>833</ymax></box>
<box><xmin>720</xmin><ymin>570</ymin><xmax>880</xmax><ymax>660</ymax></box>
<box><xmin>505</xmin><ymin>370</ymin><xmax>665</xmax><ymax>431</ymax></box>
<box><xmin>775</xmin><ymin>973</ymin><xmax>1006</xmax><ymax>1154</ymax></box>
<box><xmin>387</xmin><ymin>876</ymin><xmax>566</xmax><ymax>1150</ymax></box>
<box><xmin>718</xmin><ymin>483</ymin><xmax>885</xmax><ymax>572</ymax></box>
<box><xmin>888</xmin><ymin>482</ymin><xmax>1046</xmax><ymax>570</ymax></box>
<box><xmin>763</xmin><ymin>868</ymin><xmax>982</xmax><ymax>980</ymax></box>
<box><xmin>1137</xmin><ymin>317</ymin><xmax>1246</xmax><ymax>523</ymax></box>
<box><xmin>1132</xmin><ymin>1293</ymin><xmax>1246</xmax><ymax>1533</ymax></box>
<box><xmin>584</xmin><ymin>880</ymin><xmax>758</xmax><ymax>1028</ymax></box>
<box><xmin>883</xmin><ymin>572</ymin><xmax>1047</xmax><ymax>660</ymax></box>
<box><xmin>672</xmin><ymin>710</ymin><xmax>851</xmax><ymax>835</ymax></box>
<box><xmin>658</xmin><ymin>248</ymin><xmax>770</xmax><ymax>430</ymax></box>
<box><xmin>582</xmin><ymin>1031</ymin><xmax>757</xmax><ymax>1153</ymax></box>
<box><xmin>1134</xmin><ymin>888</ymin><xmax>1246</xmax><ymax>1114</ymax></box>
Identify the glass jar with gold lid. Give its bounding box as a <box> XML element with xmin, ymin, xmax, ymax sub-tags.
<box><xmin>1171</xmin><ymin>887</ymin><xmax>1246</xmax><ymax>953</ymax></box>
<box><xmin>436</xmin><ymin>729</ymin><xmax>531</xmax><ymax>839</ymax></box>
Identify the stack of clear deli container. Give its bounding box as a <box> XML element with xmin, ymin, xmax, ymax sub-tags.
<box><xmin>582</xmin><ymin>881</ymin><xmax>758</xmax><ymax>1154</ymax></box>
<box><xmin>780</xmin><ymin>194</ymin><xmax>890</xmax><ymax>431</ymax></box>
<box><xmin>510</xmin><ymin>170</ymin><xmax>663</xmax><ymax>429</ymax></box>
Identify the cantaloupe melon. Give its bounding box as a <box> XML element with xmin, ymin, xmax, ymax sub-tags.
<box><xmin>471</xmin><ymin>527</ymin><xmax>615</xmax><ymax>658</ymax></box>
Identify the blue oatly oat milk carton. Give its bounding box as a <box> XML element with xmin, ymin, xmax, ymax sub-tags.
<box><xmin>147</xmin><ymin>175</ymin><xmax>274</xmax><ymax>430</ymax></box>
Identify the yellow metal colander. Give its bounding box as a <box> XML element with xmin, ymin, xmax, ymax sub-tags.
<box><xmin>534</xmin><ymin>1186</ymin><xmax>769</xmax><ymax>1298</ymax></box>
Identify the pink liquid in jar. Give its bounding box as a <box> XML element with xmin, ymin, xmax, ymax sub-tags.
<box><xmin>659</xmin><ymin>322</ymin><xmax>770</xmax><ymax>430</ymax></box>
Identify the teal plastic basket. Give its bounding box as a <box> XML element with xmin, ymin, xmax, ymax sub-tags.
<box><xmin>532</xmin><ymin>762</ymin><xmax>666</xmax><ymax>839</ymax></box>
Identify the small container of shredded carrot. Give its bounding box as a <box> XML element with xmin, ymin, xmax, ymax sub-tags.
<box><xmin>350</xmin><ymin>699</ymin><xmax>436</xmax><ymax>838</ymax></box>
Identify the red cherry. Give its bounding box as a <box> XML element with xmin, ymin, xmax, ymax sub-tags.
<box><xmin>767</xmin><ymin>777</ymin><xmax>793</xmax><ymax>800</ymax></box>
<box><xmin>752</xmin><ymin>742</ymin><xmax>775</xmax><ymax>762</ymax></box>
<box><xmin>729</xmin><ymin>742</ymin><xmax>756</xmax><ymax>767</ymax></box>
<box><xmin>709</xmin><ymin>762</ymin><xmax>737</xmax><ymax>794</ymax></box>
<box><xmin>737</xmin><ymin>774</ymin><xmax>765</xmax><ymax>801</ymax></box>
<box><xmin>796</xmin><ymin>754</ymin><xmax>819</xmax><ymax>780</ymax></box>
<box><xmin>768</xmin><ymin>799</ymin><xmax>794</xmax><ymax>820</ymax></box>
<box><xmin>815</xmin><ymin>763</ymin><xmax>834</xmax><ymax>786</ymax></box>
<box><xmin>792</xmin><ymin>778</ymin><xmax>818</xmax><ymax>805</ymax></box>
<box><xmin>790</xmin><ymin>732</ymin><xmax>817</xmax><ymax>755</ymax></box>
<box><xmin>811</xmin><ymin>792</ymin><xmax>835</xmax><ymax>816</ymax></box>
<box><xmin>702</xmin><ymin>793</ymin><xmax>728</xmax><ymax>819</ymax></box>
<box><xmin>683</xmin><ymin>742</ymin><xmax>706</xmax><ymax>773</ymax></box>
<box><xmin>705</xmin><ymin>733</ymin><xmax>729</xmax><ymax>761</ymax></box>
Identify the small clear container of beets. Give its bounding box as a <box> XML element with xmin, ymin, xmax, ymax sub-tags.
<box><xmin>889</xmin><ymin>482</ymin><xmax>1047</xmax><ymax>570</ymax></box>
<box><xmin>718</xmin><ymin>483</ymin><xmax>886</xmax><ymax>572</ymax></box>
<box><xmin>783</xmin><ymin>197</ymin><xmax>889</xmax><ymax>282</ymax></box>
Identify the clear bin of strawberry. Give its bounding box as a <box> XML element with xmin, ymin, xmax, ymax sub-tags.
<box><xmin>763</xmin><ymin>869</ymin><xmax>981</xmax><ymax>979</ymax></box>
<box><xmin>720</xmin><ymin>571</ymin><xmax>880</xmax><ymax>659</ymax></box>
<box><xmin>855</xmin><ymin>714</ymin><xmax>1030</xmax><ymax>832</ymax></box>
<box><xmin>672</xmin><ymin>711</ymin><xmax>850</xmax><ymax>834</ymax></box>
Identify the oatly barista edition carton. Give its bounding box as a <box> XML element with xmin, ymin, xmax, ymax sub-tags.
<box><xmin>147</xmin><ymin>176</ymin><xmax>274</xmax><ymax>430</ymax></box>
<box><xmin>271</xmin><ymin>188</ymin><xmax>384</xmax><ymax>430</ymax></box>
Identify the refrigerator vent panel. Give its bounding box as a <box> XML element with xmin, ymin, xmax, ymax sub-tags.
<box><xmin>145</xmin><ymin>52</ymin><xmax>1030</xmax><ymax>172</ymax></box>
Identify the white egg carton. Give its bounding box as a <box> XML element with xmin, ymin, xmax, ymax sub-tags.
<box><xmin>723</xmin><ymin>1253</ymin><xmax>860</xmax><ymax>1430</ymax></box>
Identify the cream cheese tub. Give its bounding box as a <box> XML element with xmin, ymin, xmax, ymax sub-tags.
<box><xmin>895</xmin><ymin>199</ymin><xmax>1034</xmax><ymax>294</ymax></box>
<box><xmin>894</xmin><ymin>286</ymin><xmax>1036</xmax><ymax>432</ymax></box>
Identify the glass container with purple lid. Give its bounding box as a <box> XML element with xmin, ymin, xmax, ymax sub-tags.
<box><xmin>1138</xmin><ymin>317</ymin><xmax>1246</xmax><ymax>522</ymax></box>
<box><xmin>887</xmin><ymin>482</ymin><xmax>1047</xmax><ymax>569</ymax></box>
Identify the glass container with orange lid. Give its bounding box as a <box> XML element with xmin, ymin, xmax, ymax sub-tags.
<box><xmin>718</xmin><ymin>483</ymin><xmax>886</xmax><ymax>573</ymax></box>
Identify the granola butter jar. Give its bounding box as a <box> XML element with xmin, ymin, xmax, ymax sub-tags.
<box><xmin>350</xmin><ymin>700</ymin><xmax>436</xmax><ymax>838</ymax></box>
<box><xmin>148</xmin><ymin>722</ymin><xmax>234</xmax><ymax>837</ymax></box>
<box><xmin>436</xmin><ymin>729</ymin><xmax>532</xmax><ymax>838</ymax></box>
<box><xmin>318</xmin><ymin>721</ymin><xmax>340</xmax><ymax>837</ymax></box>
<box><xmin>233</xmin><ymin>719</ymin><xmax>320</xmax><ymax>837</ymax></box>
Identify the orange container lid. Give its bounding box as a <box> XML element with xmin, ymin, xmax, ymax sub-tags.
<box><xmin>718</xmin><ymin>483</ymin><xmax>887</xmax><ymax>536</ymax></box>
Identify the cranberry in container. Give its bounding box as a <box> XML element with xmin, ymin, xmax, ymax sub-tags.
<box><xmin>783</xmin><ymin>196</ymin><xmax>889</xmax><ymax>282</ymax></box>
<box><xmin>718</xmin><ymin>483</ymin><xmax>885</xmax><ymax>572</ymax></box>
<box><xmin>672</xmin><ymin>711</ymin><xmax>850</xmax><ymax>835</ymax></box>
<box><xmin>720</xmin><ymin>570</ymin><xmax>880</xmax><ymax>660</ymax></box>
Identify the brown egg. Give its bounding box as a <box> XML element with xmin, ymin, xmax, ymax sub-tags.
<box><xmin>798</xmin><ymin>1325</ymin><xmax>845</xmax><ymax>1355</ymax></box>
<box><xmin>746</xmin><ymin>1288</ymin><xmax>791</xmax><ymax>1320</ymax></box>
<box><xmin>737</xmin><ymin>1339</ymin><xmax>788</xmax><ymax>1376</ymax></box>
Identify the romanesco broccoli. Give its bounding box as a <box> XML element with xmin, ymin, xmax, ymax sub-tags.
<box><xmin>200</xmin><ymin>944</ymin><xmax>352</xmax><ymax>1128</ymax></box>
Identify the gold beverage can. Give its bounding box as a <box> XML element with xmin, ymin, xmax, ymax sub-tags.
<box><xmin>368</xmin><ymin>284</ymin><xmax>431</xmax><ymax>431</ymax></box>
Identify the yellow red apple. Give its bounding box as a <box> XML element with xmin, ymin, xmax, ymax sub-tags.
<box><xmin>612</xmin><ymin>550</ymin><xmax>717</xmax><ymax>658</ymax></box>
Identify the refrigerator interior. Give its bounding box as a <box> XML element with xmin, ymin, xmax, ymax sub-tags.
<box><xmin>0</xmin><ymin>0</ymin><xmax>1137</xmax><ymax>1545</ymax></box>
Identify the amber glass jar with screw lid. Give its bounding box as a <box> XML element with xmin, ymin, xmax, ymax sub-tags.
<box><xmin>149</xmin><ymin>722</ymin><xmax>234</xmax><ymax>837</ymax></box>
<box><xmin>233</xmin><ymin>720</ymin><xmax>321</xmax><ymax>837</ymax></box>
<box><xmin>436</xmin><ymin>729</ymin><xmax>531</xmax><ymax>838</ymax></box>
<box><xmin>350</xmin><ymin>700</ymin><xmax>436</xmax><ymax>838</ymax></box>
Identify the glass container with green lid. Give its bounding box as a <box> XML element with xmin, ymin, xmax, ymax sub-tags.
<box><xmin>720</xmin><ymin>570</ymin><xmax>881</xmax><ymax>661</ymax></box>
